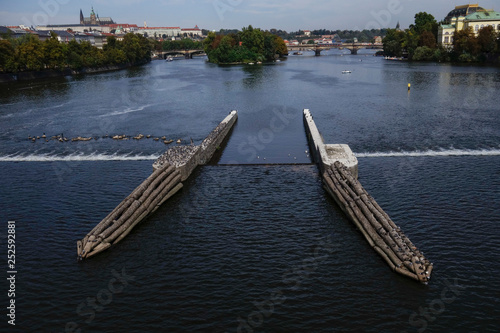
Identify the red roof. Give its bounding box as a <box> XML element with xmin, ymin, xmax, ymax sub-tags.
<box><xmin>104</xmin><ymin>23</ymin><xmax>139</xmax><ymax>28</ymax></box>
<box><xmin>138</xmin><ymin>27</ymin><xmax>180</xmax><ymax>30</ymax></box>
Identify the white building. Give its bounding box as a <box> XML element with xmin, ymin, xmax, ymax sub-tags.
<box><xmin>181</xmin><ymin>25</ymin><xmax>202</xmax><ymax>37</ymax></box>
<box><xmin>137</xmin><ymin>26</ymin><xmax>181</xmax><ymax>39</ymax></box>
<box><xmin>438</xmin><ymin>4</ymin><xmax>500</xmax><ymax>46</ymax></box>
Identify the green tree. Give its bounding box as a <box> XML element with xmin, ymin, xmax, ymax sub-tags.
<box><xmin>121</xmin><ymin>33</ymin><xmax>150</xmax><ymax>63</ymax></box>
<box><xmin>66</xmin><ymin>40</ymin><xmax>83</xmax><ymax>69</ymax></box>
<box><xmin>42</xmin><ymin>32</ymin><xmax>67</xmax><ymax>70</ymax></box>
<box><xmin>241</xmin><ymin>25</ymin><xmax>264</xmax><ymax>55</ymax></box>
<box><xmin>211</xmin><ymin>35</ymin><xmax>236</xmax><ymax>63</ymax></box>
<box><xmin>410</xmin><ymin>12</ymin><xmax>438</xmax><ymax>35</ymax></box>
<box><xmin>204</xmin><ymin>26</ymin><xmax>287</xmax><ymax>64</ymax></box>
<box><xmin>419</xmin><ymin>30</ymin><xmax>437</xmax><ymax>49</ymax></box>
<box><xmin>453</xmin><ymin>27</ymin><xmax>480</xmax><ymax>58</ymax></box>
<box><xmin>383</xmin><ymin>28</ymin><xmax>405</xmax><ymax>57</ymax></box>
<box><xmin>104</xmin><ymin>36</ymin><xmax>118</xmax><ymax>50</ymax></box>
<box><xmin>0</xmin><ymin>39</ymin><xmax>14</xmax><ymax>72</ymax></box>
<box><xmin>203</xmin><ymin>31</ymin><xmax>216</xmax><ymax>54</ymax></box>
<box><xmin>403</xmin><ymin>29</ymin><xmax>419</xmax><ymax>59</ymax></box>
<box><xmin>477</xmin><ymin>26</ymin><xmax>496</xmax><ymax>54</ymax></box>
<box><xmin>180</xmin><ymin>38</ymin><xmax>195</xmax><ymax>50</ymax></box>
<box><xmin>412</xmin><ymin>46</ymin><xmax>435</xmax><ymax>61</ymax></box>
<box><xmin>16</xmin><ymin>34</ymin><xmax>44</xmax><ymax>71</ymax></box>
<box><xmin>105</xmin><ymin>48</ymin><xmax>127</xmax><ymax>65</ymax></box>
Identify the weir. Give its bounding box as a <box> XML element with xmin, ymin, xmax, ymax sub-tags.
<box><xmin>77</xmin><ymin>111</ymin><xmax>238</xmax><ymax>260</ymax></box>
<box><xmin>303</xmin><ymin>109</ymin><xmax>433</xmax><ymax>283</ymax></box>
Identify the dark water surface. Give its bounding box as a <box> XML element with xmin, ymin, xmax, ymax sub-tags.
<box><xmin>1</xmin><ymin>51</ymin><xmax>499</xmax><ymax>332</ymax></box>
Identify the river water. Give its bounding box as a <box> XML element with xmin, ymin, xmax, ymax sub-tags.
<box><xmin>1</xmin><ymin>50</ymin><xmax>499</xmax><ymax>332</ymax></box>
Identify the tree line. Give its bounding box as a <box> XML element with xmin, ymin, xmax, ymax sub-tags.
<box><xmin>203</xmin><ymin>25</ymin><xmax>288</xmax><ymax>64</ymax></box>
<box><xmin>383</xmin><ymin>12</ymin><xmax>500</xmax><ymax>62</ymax></box>
<box><xmin>0</xmin><ymin>32</ymin><xmax>151</xmax><ymax>73</ymax></box>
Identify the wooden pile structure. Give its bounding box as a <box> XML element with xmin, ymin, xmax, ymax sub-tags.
<box><xmin>77</xmin><ymin>163</ymin><xmax>182</xmax><ymax>259</ymax></box>
<box><xmin>323</xmin><ymin>161</ymin><xmax>433</xmax><ymax>283</ymax></box>
<box><xmin>77</xmin><ymin>110</ymin><xmax>238</xmax><ymax>260</ymax></box>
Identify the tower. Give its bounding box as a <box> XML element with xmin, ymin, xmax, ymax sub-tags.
<box><xmin>80</xmin><ymin>9</ymin><xmax>84</xmax><ymax>24</ymax></box>
<box><xmin>90</xmin><ymin>7</ymin><xmax>97</xmax><ymax>25</ymax></box>
<box><xmin>396</xmin><ymin>21</ymin><xmax>401</xmax><ymax>30</ymax></box>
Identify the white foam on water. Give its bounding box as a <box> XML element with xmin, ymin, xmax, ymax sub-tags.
<box><xmin>355</xmin><ymin>148</ymin><xmax>500</xmax><ymax>158</ymax></box>
<box><xmin>99</xmin><ymin>104</ymin><xmax>154</xmax><ymax>117</ymax></box>
<box><xmin>0</xmin><ymin>152</ymin><xmax>160</xmax><ymax>162</ymax></box>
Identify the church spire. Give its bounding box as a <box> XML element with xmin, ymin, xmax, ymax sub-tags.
<box><xmin>396</xmin><ymin>21</ymin><xmax>401</xmax><ymax>30</ymax></box>
<box><xmin>80</xmin><ymin>9</ymin><xmax>84</xmax><ymax>25</ymax></box>
<box><xmin>90</xmin><ymin>6</ymin><xmax>97</xmax><ymax>25</ymax></box>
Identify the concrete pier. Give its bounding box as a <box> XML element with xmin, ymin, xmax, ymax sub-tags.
<box><xmin>303</xmin><ymin>109</ymin><xmax>358</xmax><ymax>178</ymax></box>
<box><xmin>77</xmin><ymin>111</ymin><xmax>238</xmax><ymax>259</ymax></box>
<box><xmin>303</xmin><ymin>109</ymin><xmax>432</xmax><ymax>283</ymax></box>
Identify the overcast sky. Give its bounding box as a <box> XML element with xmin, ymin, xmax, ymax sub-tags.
<box><xmin>0</xmin><ymin>0</ymin><xmax>498</xmax><ymax>31</ymax></box>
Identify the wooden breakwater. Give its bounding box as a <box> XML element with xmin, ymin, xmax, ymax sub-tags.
<box><xmin>303</xmin><ymin>109</ymin><xmax>432</xmax><ymax>283</ymax></box>
<box><xmin>77</xmin><ymin>110</ymin><xmax>238</xmax><ymax>260</ymax></box>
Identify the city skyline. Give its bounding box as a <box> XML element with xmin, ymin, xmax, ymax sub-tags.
<box><xmin>0</xmin><ymin>0</ymin><xmax>498</xmax><ymax>31</ymax></box>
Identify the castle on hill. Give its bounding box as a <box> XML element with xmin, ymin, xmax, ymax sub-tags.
<box><xmin>79</xmin><ymin>7</ymin><xmax>115</xmax><ymax>25</ymax></box>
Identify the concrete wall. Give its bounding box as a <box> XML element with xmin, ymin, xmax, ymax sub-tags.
<box><xmin>303</xmin><ymin>109</ymin><xmax>358</xmax><ymax>178</ymax></box>
<box><xmin>198</xmin><ymin>110</ymin><xmax>238</xmax><ymax>165</ymax></box>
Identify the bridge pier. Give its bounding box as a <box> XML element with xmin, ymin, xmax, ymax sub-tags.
<box><xmin>314</xmin><ymin>49</ymin><xmax>321</xmax><ymax>56</ymax></box>
<box><xmin>349</xmin><ymin>48</ymin><xmax>359</xmax><ymax>55</ymax></box>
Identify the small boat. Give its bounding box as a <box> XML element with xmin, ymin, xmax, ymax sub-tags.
<box><xmin>166</xmin><ymin>56</ymin><xmax>173</xmax><ymax>62</ymax></box>
<box><xmin>342</xmin><ymin>70</ymin><xmax>352</xmax><ymax>74</ymax></box>
<box><xmin>293</xmin><ymin>51</ymin><xmax>303</xmax><ymax>55</ymax></box>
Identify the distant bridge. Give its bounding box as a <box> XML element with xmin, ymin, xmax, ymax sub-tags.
<box><xmin>287</xmin><ymin>43</ymin><xmax>383</xmax><ymax>56</ymax></box>
<box><xmin>154</xmin><ymin>50</ymin><xmax>206</xmax><ymax>59</ymax></box>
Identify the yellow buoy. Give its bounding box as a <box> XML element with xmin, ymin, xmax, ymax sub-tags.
<box><xmin>408</xmin><ymin>83</ymin><xmax>411</xmax><ymax>91</ymax></box>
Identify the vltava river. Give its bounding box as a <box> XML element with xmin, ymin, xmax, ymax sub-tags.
<box><xmin>1</xmin><ymin>50</ymin><xmax>499</xmax><ymax>332</ymax></box>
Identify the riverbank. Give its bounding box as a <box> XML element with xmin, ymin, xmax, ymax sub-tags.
<box><xmin>0</xmin><ymin>59</ymin><xmax>150</xmax><ymax>83</ymax></box>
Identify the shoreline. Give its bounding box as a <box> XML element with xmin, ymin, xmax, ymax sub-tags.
<box><xmin>0</xmin><ymin>59</ymin><xmax>150</xmax><ymax>83</ymax></box>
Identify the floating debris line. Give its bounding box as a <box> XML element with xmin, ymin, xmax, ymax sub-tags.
<box><xmin>27</xmin><ymin>133</ymin><xmax>183</xmax><ymax>144</ymax></box>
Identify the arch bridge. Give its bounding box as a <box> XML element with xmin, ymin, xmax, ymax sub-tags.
<box><xmin>288</xmin><ymin>43</ymin><xmax>383</xmax><ymax>56</ymax></box>
<box><xmin>155</xmin><ymin>50</ymin><xmax>206</xmax><ymax>59</ymax></box>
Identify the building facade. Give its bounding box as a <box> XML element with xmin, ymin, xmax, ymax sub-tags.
<box><xmin>181</xmin><ymin>25</ymin><xmax>202</xmax><ymax>37</ymax></box>
<box><xmin>438</xmin><ymin>4</ymin><xmax>500</xmax><ymax>46</ymax></box>
<box><xmin>138</xmin><ymin>27</ymin><xmax>181</xmax><ymax>39</ymax></box>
